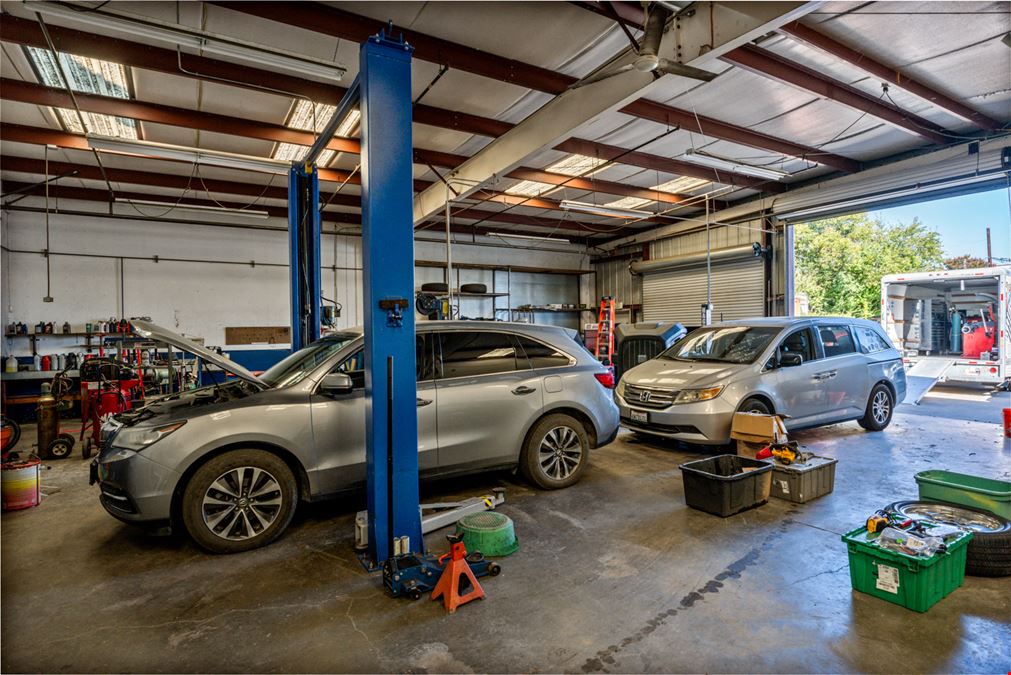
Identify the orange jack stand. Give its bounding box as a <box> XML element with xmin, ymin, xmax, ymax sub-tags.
<box><xmin>431</xmin><ymin>536</ymin><xmax>485</xmax><ymax>613</ymax></box>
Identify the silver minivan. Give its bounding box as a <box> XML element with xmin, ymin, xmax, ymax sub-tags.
<box><xmin>94</xmin><ymin>320</ymin><xmax>619</xmax><ymax>553</ymax></box>
<box><xmin>615</xmin><ymin>317</ymin><xmax>907</xmax><ymax>444</ymax></box>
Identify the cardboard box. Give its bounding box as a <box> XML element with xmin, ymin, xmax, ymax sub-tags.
<box><xmin>731</xmin><ymin>413</ymin><xmax>788</xmax><ymax>458</ymax></box>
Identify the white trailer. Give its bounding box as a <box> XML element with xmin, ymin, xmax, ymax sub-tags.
<box><xmin>881</xmin><ymin>266</ymin><xmax>1010</xmax><ymax>402</ymax></box>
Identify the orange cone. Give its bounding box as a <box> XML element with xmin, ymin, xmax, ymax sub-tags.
<box><xmin>431</xmin><ymin>537</ymin><xmax>485</xmax><ymax>613</ymax></box>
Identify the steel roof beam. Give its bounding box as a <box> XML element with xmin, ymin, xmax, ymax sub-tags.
<box><xmin>3</xmin><ymin>80</ymin><xmax>697</xmax><ymax>204</ymax></box>
<box><xmin>0</xmin><ymin>153</ymin><xmax>613</xmax><ymax>236</ymax></box>
<box><xmin>722</xmin><ymin>44</ymin><xmax>954</xmax><ymax>145</ymax></box>
<box><xmin>209</xmin><ymin>3</ymin><xmax>852</xmax><ymax>172</ymax></box>
<box><xmin>779</xmin><ymin>21</ymin><xmax>1002</xmax><ymax>131</ymax></box>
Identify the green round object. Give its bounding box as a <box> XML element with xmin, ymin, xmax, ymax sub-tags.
<box><xmin>455</xmin><ymin>511</ymin><xmax>519</xmax><ymax>557</ymax></box>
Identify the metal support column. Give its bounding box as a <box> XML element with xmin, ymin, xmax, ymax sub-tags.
<box><xmin>359</xmin><ymin>30</ymin><xmax>421</xmax><ymax>564</ymax></box>
<box><xmin>288</xmin><ymin>164</ymin><xmax>321</xmax><ymax>350</ymax></box>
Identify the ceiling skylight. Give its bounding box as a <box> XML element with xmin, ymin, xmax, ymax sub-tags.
<box><xmin>273</xmin><ymin>100</ymin><xmax>358</xmax><ymax>165</ymax></box>
<box><xmin>605</xmin><ymin>196</ymin><xmax>652</xmax><ymax>210</ymax></box>
<box><xmin>26</xmin><ymin>46</ymin><xmax>137</xmax><ymax>139</ymax></box>
<box><xmin>273</xmin><ymin>143</ymin><xmax>336</xmax><ymax>165</ymax></box>
<box><xmin>504</xmin><ymin>180</ymin><xmax>554</xmax><ymax>197</ymax></box>
<box><xmin>546</xmin><ymin>154</ymin><xmax>607</xmax><ymax>176</ymax></box>
<box><xmin>654</xmin><ymin>177</ymin><xmax>711</xmax><ymax>193</ymax></box>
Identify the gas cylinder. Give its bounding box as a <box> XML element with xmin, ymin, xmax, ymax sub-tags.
<box><xmin>36</xmin><ymin>391</ymin><xmax>58</xmax><ymax>455</ymax></box>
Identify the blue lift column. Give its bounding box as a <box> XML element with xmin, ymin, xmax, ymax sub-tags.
<box><xmin>288</xmin><ymin>163</ymin><xmax>322</xmax><ymax>351</ymax></box>
<box><xmin>359</xmin><ymin>30</ymin><xmax>422</xmax><ymax>564</ymax></box>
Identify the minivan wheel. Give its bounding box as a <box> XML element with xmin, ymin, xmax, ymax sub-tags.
<box><xmin>521</xmin><ymin>414</ymin><xmax>590</xmax><ymax>490</ymax></box>
<box><xmin>858</xmin><ymin>384</ymin><xmax>894</xmax><ymax>431</ymax></box>
<box><xmin>738</xmin><ymin>397</ymin><xmax>772</xmax><ymax>415</ymax></box>
<box><xmin>181</xmin><ymin>449</ymin><xmax>297</xmax><ymax>554</ymax></box>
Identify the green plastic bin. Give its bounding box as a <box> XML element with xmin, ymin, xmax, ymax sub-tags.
<box><xmin>841</xmin><ymin>526</ymin><xmax>972</xmax><ymax>613</ymax></box>
<box><xmin>915</xmin><ymin>470</ymin><xmax>1011</xmax><ymax>520</ymax></box>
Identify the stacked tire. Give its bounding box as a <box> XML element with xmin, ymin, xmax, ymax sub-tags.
<box><xmin>886</xmin><ymin>500</ymin><xmax>1011</xmax><ymax>577</ymax></box>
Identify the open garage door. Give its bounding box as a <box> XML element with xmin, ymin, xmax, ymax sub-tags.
<box><xmin>641</xmin><ymin>256</ymin><xmax>765</xmax><ymax>325</ymax></box>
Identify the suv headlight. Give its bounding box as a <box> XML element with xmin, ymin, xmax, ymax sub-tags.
<box><xmin>674</xmin><ymin>386</ymin><xmax>723</xmax><ymax>404</ymax></box>
<box><xmin>113</xmin><ymin>421</ymin><xmax>186</xmax><ymax>451</ymax></box>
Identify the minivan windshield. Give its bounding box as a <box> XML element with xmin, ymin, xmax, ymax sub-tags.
<box><xmin>661</xmin><ymin>326</ymin><xmax>781</xmax><ymax>364</ymax></box>
<box><xmin>260</xmin><ymin>334</ymin><xmax>359</xmax><ymax>388</ymax></box>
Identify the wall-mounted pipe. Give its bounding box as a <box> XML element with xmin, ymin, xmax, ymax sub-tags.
<box><xmin>629</xmin><ymin>243</ymin><xmax>765</xmax><ymax>274</ymax></box>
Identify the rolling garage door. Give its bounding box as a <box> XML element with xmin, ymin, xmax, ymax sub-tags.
<box><xmin>642</xmin><ymin>258</ymin><xmax>765</xmax><ymax>325</ymax></box>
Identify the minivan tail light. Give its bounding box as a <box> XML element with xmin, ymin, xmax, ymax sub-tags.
<box><xmin>594</xmin><ymin>370</ymin><xmax>615</xmax><ymax>389</ymax></box>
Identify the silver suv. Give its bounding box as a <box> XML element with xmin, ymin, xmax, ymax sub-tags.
<box><xmin>94</xmin><ymin>320</ymin><xmax>619</xmax><ymax>553</ymax></box>
<box><xmin>615</xmin><ymin>317</ymin><xmax>907</xmax><ymax>444</ymax></box>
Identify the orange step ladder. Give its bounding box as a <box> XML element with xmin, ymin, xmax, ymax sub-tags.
<box><xmin>594</xmin><ymin>296</ymin><xmax>616</xmax><ymax>366</ymax></box>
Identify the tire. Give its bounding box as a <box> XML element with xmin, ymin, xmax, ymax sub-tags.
<box><xmin>57</xmin><ymin>433</ymin><xmax>75</xmax><ymax>449</ymax></box>
<box><xmin>82</xmin><ymin>438</ymin><xmax>93</xmax><ymax>460</ymax></box>
<box><xmin>47</xmin><ymin>437</ymin><xmax>73</xmax><ymax>460</ymax></box>
<box><xmin>420</xmin><ymin>282</ymin><xmax>448</xmax><ymax>293</ymax></box>
<box><xmin>886</xmin><ymin>500</ymin><xmax>1011</xmax><ymax>577</ymax></box>
<box><xmin>1</xmin><ymin>416</ymin><xmax>21</xmax><ymax>454</ymax></box>
<box><xmin>520</xmin><ymin>414</ymin><xmax>590</xmax><ymax>490</ymax></box>
<box><xmin>181</xmin><ymin>449</ymin><xmax>298</xmax><ymax>554</ymax></box>
<box><xmin>858</xmin><ymin>383</ymin><xmax>894</xmax><ymax>431</ymax></box>
<box><xmin>460</xmin><ymin>283</ymin><xmax>487</xmax><ymax>294</ymax></box>
<box><xmin>738</xmin><ymin>397</ymin><xmax>772</xmax><ymax>415</ymax></box>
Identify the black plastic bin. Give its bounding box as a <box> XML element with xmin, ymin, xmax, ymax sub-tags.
<box><xmin>679</xmin><ymin>455</ymin><xmax>773</xmax><ymax>517</ymax></box>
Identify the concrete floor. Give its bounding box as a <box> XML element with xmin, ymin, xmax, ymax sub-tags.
<box><xmin>3</xmin><ymin>385</ymin><xmax>1010</xmax><ymax>673</ymax></box>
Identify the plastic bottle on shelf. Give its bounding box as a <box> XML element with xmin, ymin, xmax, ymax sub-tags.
<box><xmin>5</xmin><ymin>354</ymin><xmax>18</xmax><ymax>373</ymax></box>
<box><xmin>62</xmin><ymin>322</ymin><xmax>71</xmax><ymax>334</ymax></box>
<box><xmin>32</xmin><ymin>354</ymin><xmax>41</xmax><ymax>371</ymax></box>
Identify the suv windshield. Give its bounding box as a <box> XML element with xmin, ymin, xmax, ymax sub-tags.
<box><xmin>661</xmin><ymin>326</ymin><xmax>781</xmax><ymax>364</ymax></box>
<box><xmin>260</xmin><ymin>334</ymin><xmax>359</xmax><ymax>388</ymax></box>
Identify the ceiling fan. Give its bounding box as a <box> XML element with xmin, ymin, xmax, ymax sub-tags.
<box><xmin>572</xmin><ymin>2</ymin><xmax>717</xmax><ymax>89</ymax></box>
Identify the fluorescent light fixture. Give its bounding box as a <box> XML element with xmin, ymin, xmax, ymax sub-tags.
<box><xmin>680</xmin><ymin>150</ymin><xmax>788</xmax><ymax>181</ymax></box>
<box><xmin>116</xmin><ymin>198</ymin><xmax>269</xmax><ymax>219</ymax></box>
<box><xmin>88</xmin><ymin>136</ymin><xmax>289</xmax><ymax>174</ymax></box>
<box><xmin>26</xmin><ymin>1</ymin><xmax>346</xmax><ymax>83</ymax></box>
<box><xmin>560</xmin><ymin>200</ymin><xmax>652</xmax><ymax>219</ymax></box>
<box><xmin>490</xmin><ymin>232</ymin><xmax>570</xmax><ymax>244</ymax></box>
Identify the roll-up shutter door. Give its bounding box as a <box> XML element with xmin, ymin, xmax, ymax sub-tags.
<box><xmin>642</xmin><ymin>258</ymin><xmax>765</xmax><ymax>324</ymax></box>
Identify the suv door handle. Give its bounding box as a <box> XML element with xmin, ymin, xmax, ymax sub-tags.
<box><xmin>512</xmin><ymin>386</ymin><xmax>537</xmax><ymax>395</ymax></box>
<box><xmin>417</xmin><ymin>398</ymin><xmax>433</xmax><ymax>407</ymax></box>
<box><xmin>814</xmin><ymin>371</ymin><xmax>837</xmax><ymax>381</ymax></box>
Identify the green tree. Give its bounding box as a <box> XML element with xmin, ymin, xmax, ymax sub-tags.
<box><xmin>944</xmin><ymin>254</ymin><xmax>989</xmax><ymax>269</ymax></box>
<box><xmin>794</xmin><ymin>213</ymin><xmax>944</xmax><ymax>319</ymax></box>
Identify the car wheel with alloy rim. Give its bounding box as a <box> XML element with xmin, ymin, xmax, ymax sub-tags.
<box><xmin>858</xmin><ymin>383</ymin><xmax>894</xmax><ymax>431</ymax></box>
<box><xmin>181</xmin><ymin>449</ymin><xmax>297</xmax><ymax>553</ymax></box>
<box><xmin>521</xmin><ymin>413</ymin><xmax>589</xmax><ymax>489</ymax></box>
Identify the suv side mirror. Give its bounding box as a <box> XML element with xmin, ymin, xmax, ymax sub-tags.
<box><xmin>779</xmin><ymin>352</ymin><xmax>803</xmax><ymax>368</ymax></box>
<box><xmin>320</xmin><ymin>372</ymin><xmax>354</xmax><ymax>395</ymax></box>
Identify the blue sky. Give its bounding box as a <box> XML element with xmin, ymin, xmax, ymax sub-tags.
<box><xmin>874</xmin><ymin>188</ymin><xmax>1011</xmax><ymax>263</ymax></box>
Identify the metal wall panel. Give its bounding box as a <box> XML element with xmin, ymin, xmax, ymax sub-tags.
<box><xmin>650</xmin><ymin>221</ymin><xmax>764</xmax><ymax>259</ymax></box>
<box><xmin>594</xmin><ymin>256</ymin><xmax>641</xmax><ymax>307</ymax></box>
<box><xmin>642</xmin><ymin>258</ymin><xmax>765</xmax><ymax>325</ymax></box>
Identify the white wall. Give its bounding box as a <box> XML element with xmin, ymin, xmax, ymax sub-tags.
<box><xmin>1</xmin><ymin>199</ymin><xmax>590</xmax><ymax>356</ymax></box>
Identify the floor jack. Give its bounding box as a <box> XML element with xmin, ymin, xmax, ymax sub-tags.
<box><xmin>355</xmin><ymin>489</ymin><xmax>506</xmax><ymax>603</ymax></box>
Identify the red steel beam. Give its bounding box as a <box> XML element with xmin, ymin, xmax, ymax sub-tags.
<box><xmin>3</xmin><ymin>80</ymin><xmax>695</xmax><ymax>204</ymax></box>
<box><xmin>209</xmin><ymin>3</ymin><xmax>854</xmax><ymax>173</ymax></box>
<box><xmin>620</xmin><ymin>98</ymin><xmax>861</xmax><ymax>172</ymax></box>
<box><xmin>1</xmin><ymin>15</ymin><xmax>786</xmax><ymax>189</ymax></box>
<box><xmin>722</xmin><ymin>44</ymin><xmax>953</xmax><ymax>145</ymax></box>
<box><xmin>780</xmin><ymin>21</ymin><xmax>1001</xmax><ymax>131</ymax></box>
<box><xmin>0</xmin><ymin>154</ymin><xmax>611</xmax><ymax>236</ymax></box>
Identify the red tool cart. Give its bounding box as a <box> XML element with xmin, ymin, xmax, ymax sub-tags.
<box><xmin>79</xmin><ymin>358</ymin><xmax>144</xmax><ymax>459</ymax></box>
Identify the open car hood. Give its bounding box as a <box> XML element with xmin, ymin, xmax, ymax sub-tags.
<box><xmin>131</xmin><ymin>319</ymin><xmax>267</xmax><ymax>388</ymax></box>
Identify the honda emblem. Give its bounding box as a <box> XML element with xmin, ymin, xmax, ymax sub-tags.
<box><xmin>639</xmin><ymin>390</ymin><xmax>652</xmax><ymax>403</ymax></box>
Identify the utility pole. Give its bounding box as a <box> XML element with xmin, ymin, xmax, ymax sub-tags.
<box><xmin>986</xmin><ymin>227</ymin><xmax>992</xmax><ymax>266</ymax></box>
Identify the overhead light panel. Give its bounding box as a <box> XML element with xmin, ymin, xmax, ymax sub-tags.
<box><xmin>26</xmin><ymin>1</ymin><xmax>346</xmax><ymax>83</ymax></box>
<box><xmin>116</xmin><ymin>198</ymin><xmax>269</xmax><ymax>219</ymax></box>
<box><xmin>561</xmin><ymin>200</ymin><xmax>652</xmax><ymax>219</ymax></box>
<box><xmin>680</xmin><ymin>150</ymin><xmax>788</xmax><ymax>181</ymax></box>
<box><xmin>88</xmin><ymin>136</ymin><xmax>289</xmax><ymax>174</ymax></box>
<box><xmin>654</xmin><ymin>176</ymin><xmax>710</xmax><ymax>193</ymax></box>
<box><xmin>274</xmin><ymin>143</ymin><xmax>336</xmax><ymax>165</ymax></box>
<box><xmin>490</xmin><ymin>232</ymin><xmax>570</xmax><ymax>244</ymax></box>
<box><xmin>504</xmin><ymin>180</ymin><xmax>554</xmax><ymax>197</ymax></box>
<box><xmin>605</xmin><ymin>196</ymin><xmax>652</xmax><ymax>210</ymax></box>
<box><xmin>546</xmin><ymin>154</ymin><xmax>608</xmax><ymax>177</ymax></box>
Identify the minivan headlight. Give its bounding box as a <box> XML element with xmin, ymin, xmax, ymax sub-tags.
<box><xmin>674</xmin><ymin>386</ymin><xmax>724</xmax><ymax>404</ymax></box>
<box><xmin>113</xmin><ymin>421</ymin><xmax>186</xmax><ymax>451</ymax></box>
